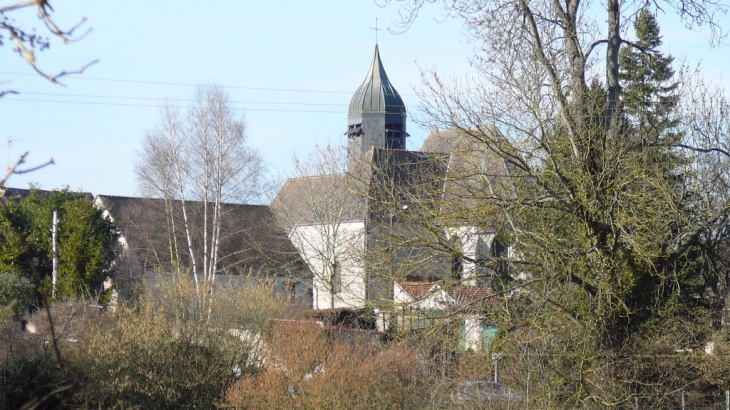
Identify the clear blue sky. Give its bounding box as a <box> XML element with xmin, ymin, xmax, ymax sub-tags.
<box><xmin>1</xmin><ymin>1</ymin><xmax>727</xmax><ymax>200</ymax></box>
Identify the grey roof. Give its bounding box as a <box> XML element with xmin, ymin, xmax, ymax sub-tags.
<box><xmin>274</xmin><ymin>130</ymin><xmax>516</xmax><ymax>230</ymax></box>
<box><xmin>96</xmin><ymin>195</ymin><xmax>307</xmax><ymax>277</ymax></box>
<box><xmin>271</xmin><ymin>173</ymin><xmax>366</xmax><ymax>230</ymax></box>
<box><xmin>273</xmin><ymin>148</ymin><xmax>449</xmax><ymax>228</ymax></box>
<box><xmin>421</xmin><ymin>129</ymin><xmax>516</xmax><ymax>224</ymax></box>
<box><xmin>348</xmin><ymin>45</ymin><xmax>406</xmax><ymax>115</ymax></box>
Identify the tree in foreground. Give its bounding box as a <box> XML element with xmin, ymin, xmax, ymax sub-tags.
<box><xmin>379</xmin><ymin>0</ymin><xmax>730</xmax><ymax>406</ymax></box>
<box><xmin>0</xmin><ymin>0</ymin><xmax>96</xmax><ymax>97</ymax></box>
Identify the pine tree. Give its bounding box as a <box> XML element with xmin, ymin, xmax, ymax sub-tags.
<box><xmin>619</xmin><ymin>9</ymin><xmax>679</xmax><ymax>147</ymax></box>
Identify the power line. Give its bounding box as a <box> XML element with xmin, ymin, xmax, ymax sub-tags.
<box><xmin>0</xmin><ymin>71</ymin><xmax>341</xmax><ymax>94</ymax></box>
<box><xmin>3</xmin><ymin>97</ymin><xmax>343</xmax><ymax>113</ymax></box>
<box><xmin>0</xmin><ymin>71</ymin><xmax>421</xmax><ymax>97</ymax></box>
<box><xmin>17</xmin><ymin>92</ymin><xmax>348</xmax><ymax>106</ymax></box>
<box><xmin>3</xmin><ymin>93</ymin><xmax>411</xmax><ymax>112</ymax></box>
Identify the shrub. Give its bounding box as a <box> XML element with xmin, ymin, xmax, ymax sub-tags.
<box><xmin>72</xmin><ymin>273</ymin><xmax>286</xmax><ymax>409</ymax></box>
<box><xmin>0</xmin><ymin>301</ymin><xmax>98</xmax><ymax>409</ymax></box>
<box><xmin>0</xmin><ymin>271</ymin><xmax>35</xmax><ymax>317</ymax></box>
<box><xmin>222</xmin><ymin>322</ymin><xmax>434</xmax><ymax>409</ymax></box>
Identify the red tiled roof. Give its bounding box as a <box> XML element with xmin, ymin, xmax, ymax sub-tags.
<box><xmin>400</xmin><ymin>283</ymin><xmax>437</xmax><ymax>299</ymax></box>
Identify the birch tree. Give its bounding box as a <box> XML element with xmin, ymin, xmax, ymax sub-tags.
<box><xmin>136</xmin><ymin>86</ymin><xmax>263</xmax><ymax>306</ymax></box>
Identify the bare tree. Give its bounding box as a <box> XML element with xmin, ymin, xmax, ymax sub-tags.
<box><xmin>136</xmin><ymin>86</ymin><xmax>264</xmax><ymax>307</ymax></box>
<box><xmin>272</xmin><ymin>144</ymin><xmax>364</xmax><ymax>310</ymax></box>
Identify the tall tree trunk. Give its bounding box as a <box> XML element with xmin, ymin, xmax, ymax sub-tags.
<box><xmin>606</xmin><ymin>0</ymin><xmax>622</xmax><ymax>138</ymax></box>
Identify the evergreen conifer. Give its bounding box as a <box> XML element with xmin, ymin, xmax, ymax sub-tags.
<box><xmin>619</xmin><ymin>9</ymin><xmax>679</xmax><ymax>146</ymax></box>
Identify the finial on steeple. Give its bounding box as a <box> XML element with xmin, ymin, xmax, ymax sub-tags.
<box><xmin>371</xmin><ymin>17</ymin><xmax>383</xmax><ymax>44</ymax></box>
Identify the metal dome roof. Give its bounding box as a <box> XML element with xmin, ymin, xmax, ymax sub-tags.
<box><xmin>348</xmin><ymin>45</ymin><xmax>406</xmax><ymax>115</ymax></box>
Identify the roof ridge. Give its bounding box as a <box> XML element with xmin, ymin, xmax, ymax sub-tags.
<box><xmin>96</xmin><ymin>194</ymin><xmax>267</xmax><ymax>208</ymax></box>
<box><xmin>284</xmin><ymin>172</ymin><xmax>345</xmax><ymax>182</ymax></box>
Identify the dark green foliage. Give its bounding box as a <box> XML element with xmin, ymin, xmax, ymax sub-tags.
<box><xmin>0</xmin><ymin>188</ymin><xmax>118</xmax><ymax>300</ymax></box>
<box><xmin>619</xmin><ymin>9</ymin><xmax>679</xmax><ymax>146</ymax></box>
<box><xmin>0</xmin><ymin>271</ymin><xmax>35</xmax><ymax>316</ymax></box>
<box><xmin>511</xmin><ymin>14</ymin><xmax>699</xmax><ymax>349</ymax></box>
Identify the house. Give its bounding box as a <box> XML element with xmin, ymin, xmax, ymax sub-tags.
<box><xmin>94</xmin><ymin>195</ymin><xmax>311</xmax><ymax>303</ymax></box>
<box><xmin>393</xmin><ymin>277</ymin><xmax>502</xmax><ymax>351</ymax></box>
<box><xmin>272</xmin><ymin>44</ymin><xmax>515</xmax><ymax>325</ymax></box>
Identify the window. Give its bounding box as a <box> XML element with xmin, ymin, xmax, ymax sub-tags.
<box><xmin>491</xmin><ymin>236</ymin><xmax>508</xmax><ymax>276</ymax></box>
<box><xmin>284</xmin><ymin>281</ymin><xmax>296</xmax><ymax>302</ymax></box>
<box><xmin>450</xmin><ymin>235</ymin><xmax>463</xmax><ymax>280</ymax></box>
<box><xmin>474</xmin><ymin>237</ymin><xmax>491</xmax><ymax>285</ymax></box>
<box><xmin>386</xmin><ymin>135</ymin><xmax>404</xmax><ymax>149</ymax></box>
<box><xmin>452</xmin><ymin>253</ymin><xmax>463</xmax><ymax>280</ymax></box>
<box><xmin>385</xmin><ymin>123</ymin><xmax>405</xmax><ymax>149</ymax></box>
<box><xmin>347</xmin><ymin>123</ymin><xmax>363</xmax><ymax>138</ymax></box>
<box><xmin>332</xmin><ymin>261</ymin><xmax>342</xmax><ymax>294</ymax></box>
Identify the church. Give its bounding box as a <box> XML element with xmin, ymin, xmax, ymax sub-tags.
<box><xmin>273</xmin><ymin>44</ymin><xmax>514</xmax><ymax>328</ymax></box>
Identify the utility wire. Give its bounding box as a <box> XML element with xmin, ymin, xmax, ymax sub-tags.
<box><xmin>17</xmin><ymin>92</ymin><xmax>348</xmax><ymax>106</ymax></box>
<box><xmin>4</xmin><ymin>97</ymin><xmax>343</xmax><ymax>113</ymax></box>
<box><xmin>3</xmin><ymin>92</ymin><xmax>411</xmax><ymax>112</ymax></box>
<box><xmin>0</xmin><ymin>71</ymin><xmax>421</xmax><ymax>97</ymax></box>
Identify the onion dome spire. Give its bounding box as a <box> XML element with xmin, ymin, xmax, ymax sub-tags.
<box><xmin>348</xmin><ymin>44</ymin><xmax>406</xmax><ymax>115</ymax></box>
<box><xmin>346</xmin><ymin>44</ymin><xmax>408</xmax><ymax>169</ymax></box>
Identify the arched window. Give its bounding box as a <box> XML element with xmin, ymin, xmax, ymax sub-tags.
<box><xmin>450</xmin><ymin>235</ymin><xmax>463</xmax><ymax>280</ymax></box>
<box><xmin>491</xmin><ymin>236</ymin><xmax>508</xmax><ymax>276</ymax></box>
<box><xmin>474</xmin><ymin>236</ymin><xmax>490</xmax><ymax>283</ymax></box>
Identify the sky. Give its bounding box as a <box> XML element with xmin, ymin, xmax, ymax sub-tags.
<box><xmin>1</xmin><ymin>1</ymin><xmax>728</xmax><ymax>201</ymax></box>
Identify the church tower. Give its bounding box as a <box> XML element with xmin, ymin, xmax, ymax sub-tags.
<box><xmin>346</xmin><ymin>45</ymin><xmax>408</xmax><ymax>167</ymax></box>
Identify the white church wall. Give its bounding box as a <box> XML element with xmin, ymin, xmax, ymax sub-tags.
<box><xmin>289</xmin><ymin>220</ymin><xmax>366</xmax><ymax>310</ymax></box>
<box><xmin>446</xmin><ymin>226</ymin><xmax>496</xmax><ymax>285</ymax></box>
<box><xmin>463</xmin><ymin>316</ymin><xmax>484</xmax><ymax>351</ymax></box>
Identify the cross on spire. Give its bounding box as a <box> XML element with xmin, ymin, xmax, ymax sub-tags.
<box><xmin>371</xmin><ymin>17</ymin><xmax>383</xmax><ymax>44</ymax></box>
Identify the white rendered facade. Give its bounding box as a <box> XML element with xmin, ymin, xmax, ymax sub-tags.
<box><xmin>289</xmin><ymin>220</ymin><xmax>367</xmax><ymax>309</ymax></box>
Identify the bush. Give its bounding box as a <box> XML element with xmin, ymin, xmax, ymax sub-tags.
<box><xmin>0</xmin><ymin>271</ymin><xmax>35</xmax><ymax>317</ymax></box>
<box><xmin>73</xmin><ymin>311</ymin><xmax>245</xmax><ymax>409</ymax></box>
<box><xmin>0</xmin><ymin>301</ymin><xmax>98</xmax><ymax>410</ymax></box>
<box><xmin>71</xmin><ymin>273</ymin><xmax>286</xmax><ymax>409</ymax></box>
<box><xmin>222</xmin><ymin>322</ymin><xmax>434</xmax><ymax>409</ymax></box>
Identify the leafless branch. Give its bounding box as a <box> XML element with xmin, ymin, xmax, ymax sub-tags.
<box><xmin>14</xmin><ymin>157</ymin><xmax>55</xmax><ymax>174</ymax></box>
<box><xmin>1</xmin><ymin>0</ymin><xmax>93</xmax><ymax>93</ymax></box>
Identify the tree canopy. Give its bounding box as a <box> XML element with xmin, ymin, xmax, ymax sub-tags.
<box><xmin>0</xmin><ymin>188</ymin><xmax>118</xmax><ymax>301</ymax></box>
<box><xmin>380</xmin><ymin>0</ymin><xmax>730</xmax><ymax>405</ymax></box>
